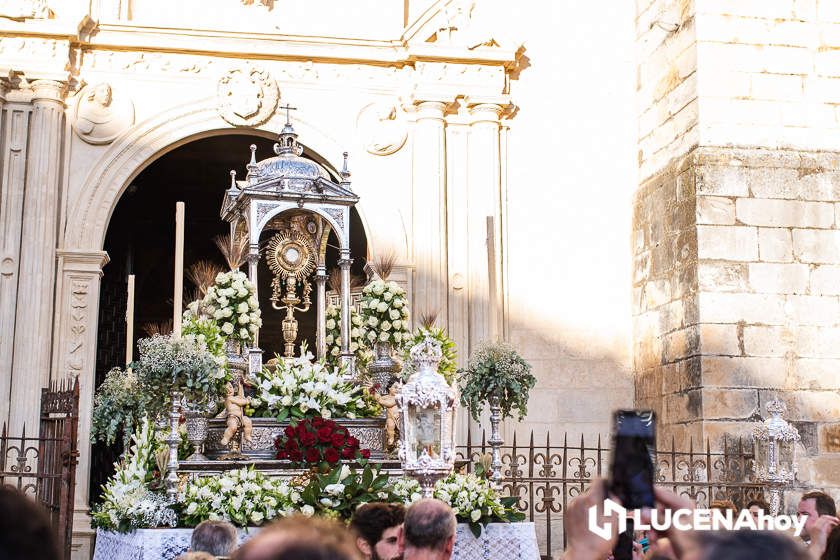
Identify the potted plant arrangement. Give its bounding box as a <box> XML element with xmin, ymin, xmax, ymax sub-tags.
<box><xmin>459</xmin><ymin>342</ymin><xmax>536</xmax><ymax>483</ymax></box>
<box><xmin>358</xmin><ymin>252</ymin><xmax>410</xmax><ymax>391</ymax></box>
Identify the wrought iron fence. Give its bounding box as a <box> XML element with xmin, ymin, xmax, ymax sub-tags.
<box><xmin>0</xmin><ymin>378</ymin><xmax>80</xmax><ymax>560</ymax></box>
<box><xmin>457</xmin><ymin>427</ymin><xmax>765</xmax><ymax>560</ymax></box>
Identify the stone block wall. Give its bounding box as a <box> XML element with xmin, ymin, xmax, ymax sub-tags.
<box><xmin>634</xmin><ymin>0</ymin><xmax>840</xmax><ymax>498</ymax></box>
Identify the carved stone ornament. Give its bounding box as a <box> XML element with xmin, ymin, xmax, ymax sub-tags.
<box><xmin>0</xmin><ymin>0</ymin><xmax>50</xmax><ymax>19</ymax></box>
<box><xmin>356</xmin><ymin>102</ymin><xmax>407</xmax><ymax>156</ymax></box>
<box><xmin>217</xmin><ymin>66</ymin><xmax>279</xmax><ymax>127</ymax></box>
<box><xmin>72</xmin><ymin>82</ymin><xmax>135</xmax><ymax>145</ymax></box>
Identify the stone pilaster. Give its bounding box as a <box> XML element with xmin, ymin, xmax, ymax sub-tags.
<box><xmin>466</xmin><ymin>98</ymin><xmax>507</xmax><ymax>348</ymax></box>
<box><xmin>51</xmin><ymin>250</ymin><xmax>108</xmax><ymax>560</ymax></box>
<box><xmin>9</xmin><ymin>79</ymin><xmax>66</xmax><ymax>434</ymax></box>
<box><xmin>411</xmin><ymin>98</ymin><xmax>451</xmax><ymax>326</ymax></box>
<box><xmin>0</xmin><ymin>81</ymin><xmax>24</xmax><ymax>428</ymax></box>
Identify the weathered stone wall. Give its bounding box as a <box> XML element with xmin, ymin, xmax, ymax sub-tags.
<box><xmin>635</xmin><ymin>0</ymin><xmax>840</xmax><ymax>499</ymax></box>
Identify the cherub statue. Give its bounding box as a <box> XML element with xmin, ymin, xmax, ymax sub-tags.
<box><xmin>374</xmin><ymin>381</ymin><xmax>401</xmax><ymax>451</ymax></box>
<box><xmin>217</xmin><ymin>379</ymin><xmax>253</xmax><ymax>447</ymax></box>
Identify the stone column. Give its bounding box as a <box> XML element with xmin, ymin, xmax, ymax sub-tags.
<box><xmin>465</xmin><ymin>98</ymin><xmax>506</xmax><ymax>348</ymax></box>
<box><xmin>9</xmin><ymin>79</ymin><xmax>66</xmax><ymax>434</ymax></box>
<box><xmin>0</xmin><ymin>81</ymin><xmax>26</xmax><ymax>428</ymax></box>
<box><xmin>411</xmin><ymin>98</ymin><xmax>450</xmax><ymax>326</ymax></box>
<box><xmin>339</xmin><ymin>253</ymin><xmax>352</xmax><ymax>365</ymax></box>
<box><xmin>51</xmin><ymin>249</ymin><xmax>108</xmax><ymax>560</ymax></box>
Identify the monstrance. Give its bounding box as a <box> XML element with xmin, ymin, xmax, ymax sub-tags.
<box><xmin>219</xmin><ymin>105</ymin><xmax>359</xmax><ymax>374</ymax></box>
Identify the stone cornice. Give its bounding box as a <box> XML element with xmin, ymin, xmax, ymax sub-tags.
<box><xmin>84</xmin><ymin>24</ymin><xmax>519</xmax><ymax>68</ymax></box>
<box><xmin>56</xmin><ymin>250</ymin><xmax>110</xmax><ymax>274</ymax></box>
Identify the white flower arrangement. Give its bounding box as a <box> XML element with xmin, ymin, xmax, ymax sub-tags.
<box><xmin>180</xmin><ymin>467</ymin><xmax>298</xmax><ymax>527</ymax></box>
<box><xmin>324</xmin><ymin>305</ymin><xmax>373</xmax><ymax>370</ymax></box>
<box><xmin>358</xmin><ymin>280</ymin><xmax>410</xmax><ymax>350</ymax></box>
<box><xmin>390</xmin><ymin>472</ymin><xmax>523</xmax><ymax>536</ymax></box>
<box><xmin>91</xmin><ymin>418</ymin><xmax>177</xmax><ymax>532</ymax></box>
<box><xmin>203</xmin><ymin>270</ymin><xmax>262</xmax><ymax>343</ymax></box>
<box><xmin>249</xmin><ymin>352</ymin><xmax>380</xmax><ymax>422</ymax></box>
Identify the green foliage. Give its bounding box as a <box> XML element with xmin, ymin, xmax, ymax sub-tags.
<box><xmin>459</xmin><ymin>342</ymin><xmax>536</xmax><ymax>421</ymax></box>
<box><xmin>298</xmin><ymin>462</ymin><xmax>396</xmax><ymax>520</ymax></box>
<box><xmin>90</xmin><ymin>367</ymin><xmax>146</xmax><ymax>447</ymax></box>
<box><xmin>401</xmin><ymin>326</ymin><xmax>458</xmax><ymax>385</ymax></box>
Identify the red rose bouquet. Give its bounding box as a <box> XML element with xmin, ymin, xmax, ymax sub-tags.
<box><xmin>275</xmin><ymin>417</ymin><xmax>371</xmax><ymax>470</ymax></box>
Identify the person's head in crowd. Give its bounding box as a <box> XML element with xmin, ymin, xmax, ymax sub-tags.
<box><xmin>350</xmin><ymin>502</ymin><xmax>405</xmax><ymax>560</ymax></box>
<box><xmin>177</xmin><ymin>553</ymin><xmax>216</xmax><ymax>560</ymax></box>
<box><xmin>709</xmin><ymin>499</ymin><xmax>737</xmax><ymax>513</ymax></box>
<box><xmin>233</xmin><ymin>515</ymin><xmax>361</xmax><ymax>560</ymax></box>
<box><xmin>746</xmin><ymin>499</ymin><xmax>771</xmax><ymax>522</ymax></box>
<box><xmin>191</xmin><ymin>520</ymin><xmax>237</xmax><ymax>557</ymax></box>
<box><xmin>691</xmin><ymin>529</ymin><xmax>810</xmax><ymax>560</ymax></box>
<box><xmin>0</xmin><ymin>485</ymin><xmax>60</xmax><ymax>560</ymax></box>
<box><xmin>822</xmin><ymin>525</ymin><xmax>840</xmax><ymax>559</ymax></box>
<box><xmin>798</xmin><ymin>491</ymin><xmax>837</xmax><ymax>540</ymax></box>
<box><xmin>399</xmin><ymin>499</ymin><xmax>456</xmax><ymax>560</ymax></box>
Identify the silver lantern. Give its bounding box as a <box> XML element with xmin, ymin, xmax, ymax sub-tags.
<box><xmin>752</xmin><ymin>399</ymin><xmax>800</xmax><ymax>515</ymax></box>
<box><xmin>396</xmin><ymin>337</ymin><xmax>457</xmax><ymax>497</ymax></box>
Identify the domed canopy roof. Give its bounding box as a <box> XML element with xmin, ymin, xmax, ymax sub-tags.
<box><xmin>245</xmin><ymin>122</ymin><xmax>331</xmax><ymax>191</ymax></box>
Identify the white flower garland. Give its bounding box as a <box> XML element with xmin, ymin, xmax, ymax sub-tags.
<box><xmin>324</xmin><ymin>305</ymin><xmax>372</xmax><ymax>369</ymax></box>
<box><xmin>250</xmin><ymin>352</ymin><xmax>376</xmax><ymax>421</ymax></box>
<box><xmin>91</xmin><ymin>418</ymin><xmax>177</xmax><ymax>532</ymax></box>
<box><xmin>358</xmin><ymin>280</ymin><xmax>410</xmax><ymax>349</ymax></box>
<box><xmin>391</xmin><ymin>473</ymin><xmax>508</xmax><ymax>523</ymax></box>
<box><xmin>203</xmin><ymin>270</ymin><xmax>262</xmax><ymax>343</ymax></box>
<box><xmin>180</xmin><ymin>467</ymin><xmax>298</xmax><ymax>527</ymax></box>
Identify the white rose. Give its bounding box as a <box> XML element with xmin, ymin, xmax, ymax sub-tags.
<box><xmin>238</xmin><ymin>288</ymin><xmax>248</xmax><ymax>297</ymax></box>
<box><xmin>350</xmin><ymin>328</ymin><xmax>359</xmax><ymax>338</ymax></box>
<box><xmin>367</xmin><ymin>331</ymin><xmax>377</xmax><ymax>342</ymax></box>
<box><xmin>352</xmin><ymin>315</ymin><xmax>362</xmax><ymax>326</ymax></box>
<box><xmin>251</xmin><ymin>511</ymin><xmax>264</xmax><ymax>524</ymax></box>
<box><xmin>393</xmin><ymin>299</ymin><xmax>403</xmax><ymax>309</ymax></box>
<box><xmin>222</xmin><ymin>323</ymin><xmax>234</xmax><ymax>335</ymax></box>
<box><xmin>186</xmin><ymin>502</ymin><xmax>198</xmax><ymax>514</ymax></box>
<box><xmin>281</xmin><ymin>395</ymin><xmax>292</xmax><ymax>406</ymax></box>
<box><xmin>373</xmin><ymin>283</ymin><xmax>385</xmax><ymax>295</ymax></box>
<box><xmin>377</xmin><ymin>302</ymin><xmax>388</xmax><ymax>313</ymax></box>
<box><xmin>383</xmin><ymin>292</ymin><xmax>393</xmax><ymax>302</ymax></box>
<box><xmin>331</xmin><ymin>347</ymin><xmax>340</xmax><ymax>356</ymax></box>
<box><xmin>322</xmin><ymin>408</ymin><xmax>332</xmax><ymax>418</ymax></box>
<box><xmin>368</xmin><ymin>317</ymin><xmax>379</xmax><ymax>327</ymax></box>
<box><xmin>381</xmin><ymin>321</ymin><xmax>392</xmax><ymax>331</ymax></box>
<box><xmin>301</xmin><ymin>505</ymin><xmax>315</xmax><ymax>516</ymax></box>
<box><xmin>218</xmin><ymin>296</ymin><xmax>229</xmax><ymax>307</ymax></box>
<box><xmin>470</xmin><ymin>509</ymin><xmax>482</xmax><ymax>522</ymax></box>
<box><xmin>392</xmin><ymin>320</ymin><xmax>401</xmax><ymax>330</ymax></box>
<box><xmin>238</xmin><ymin>314</ymin><xmax>250</xmax><ymax>324</ymax></box>
<box><xmin>325</xmin><ymin>334</ymin><xmax>334</xmax><ymax>345</ymax></box>
<box><xmin>326</xmin><ymin>319</ymin><xmax>336</xmax><ymax>330</ymax></box>
<box><xmin>389</xmin><ymin>309</ymin><xmax>400</xmax><ymax>320</ymax></box>
<box><xmin>379</xmin><ymin>331</ymin><xmax>389</xmax><ymax>342</ymax></box>
<box><xmin>394</xmin><ymin>332</ymin><xmax>402</xmax><ymax>342</ymax></box>
<box><xmin>223</xmin><ymin>308</ymin><xmax>233</xmax><ymax>318</ymax></box>
<box><xmin>369</xmin><ymin>298</ymin><xmax>380</xmax><ymax>308</ymax></box>
<box><xmin>350</xmin><ymin>342</ymin><xmax>359</xmax><ymax>352</ymax></box>
<box><xmin>239</xmin><ymin>328</ymin><xmax>249</xmax><ymax>338</ymax></box>
<box><xmin>325</xmin><ymin>483</ymin><xmax>345</xmax><ymax>496</ymax></box>
<box><xmin>213</xmin><ymin>310</ymin><xmax>224</xmax><ymax>320</ymax></box>
<box><xmin>237</xmin><ymin>302</ymin><xmax>249</xmax><ymax>313</ymax></box>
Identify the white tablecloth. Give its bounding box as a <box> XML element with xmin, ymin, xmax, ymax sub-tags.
<box><xmin>93</xmin><ymin>522</ymin><xmax>539</xmax><ymax>560</ymax></box>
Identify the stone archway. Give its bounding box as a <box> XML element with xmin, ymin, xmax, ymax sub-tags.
<box><xmin>53</xmin><ymin>99</ymin><xmax>387</xmax><ymax>539</ymax></box>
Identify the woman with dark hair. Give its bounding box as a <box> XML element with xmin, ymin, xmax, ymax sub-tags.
<box><xmin>0</xmin><ymin>485</ymin><xmax>60</xmax><ymax>560</ymax></box>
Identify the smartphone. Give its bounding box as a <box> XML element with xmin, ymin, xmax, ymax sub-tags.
<box><xmin>612</xmin><ymin>519</ymin><xmax>635</xmax><ymax>560</ymax></box>
<box><xmin>609</xmin><ymin>410</ymin><xmax>656</xmax><ymax>509</ymax></box>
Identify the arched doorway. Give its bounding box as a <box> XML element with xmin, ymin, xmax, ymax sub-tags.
<box><xmin>89</xmin><ymin>133</ymin><xmax>368</xmax><ymax>497</ymax></box>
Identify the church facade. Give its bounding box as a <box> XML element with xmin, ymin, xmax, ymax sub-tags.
<box><xmin>1</xmin><ymin>0</ymin><xmax>839</xmax><ymax>557</ymax></box>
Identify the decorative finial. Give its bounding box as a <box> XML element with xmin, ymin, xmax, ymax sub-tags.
<box><xmin>229</xmin><ymin>170</ymin><xmax>237</xmax><ymax>190</ymax></box>
<box><xmin>766</xmin><ymin>399</ymin><xmax>787</xmax><ymax>417</ymax></box>
<box><xmin>340</xmin><ymin>151</ymin><xmax>351</xmax><ymax>181</ymax></box>
<box><xmin>410</xmin><ymin>336</ymin><xmax>443</xmax><ymax>373</ymax></box>
<box><xmin>249</xmin><ymin>144</ymin><xmax>257</xmax><ymax>165</ymax></box>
